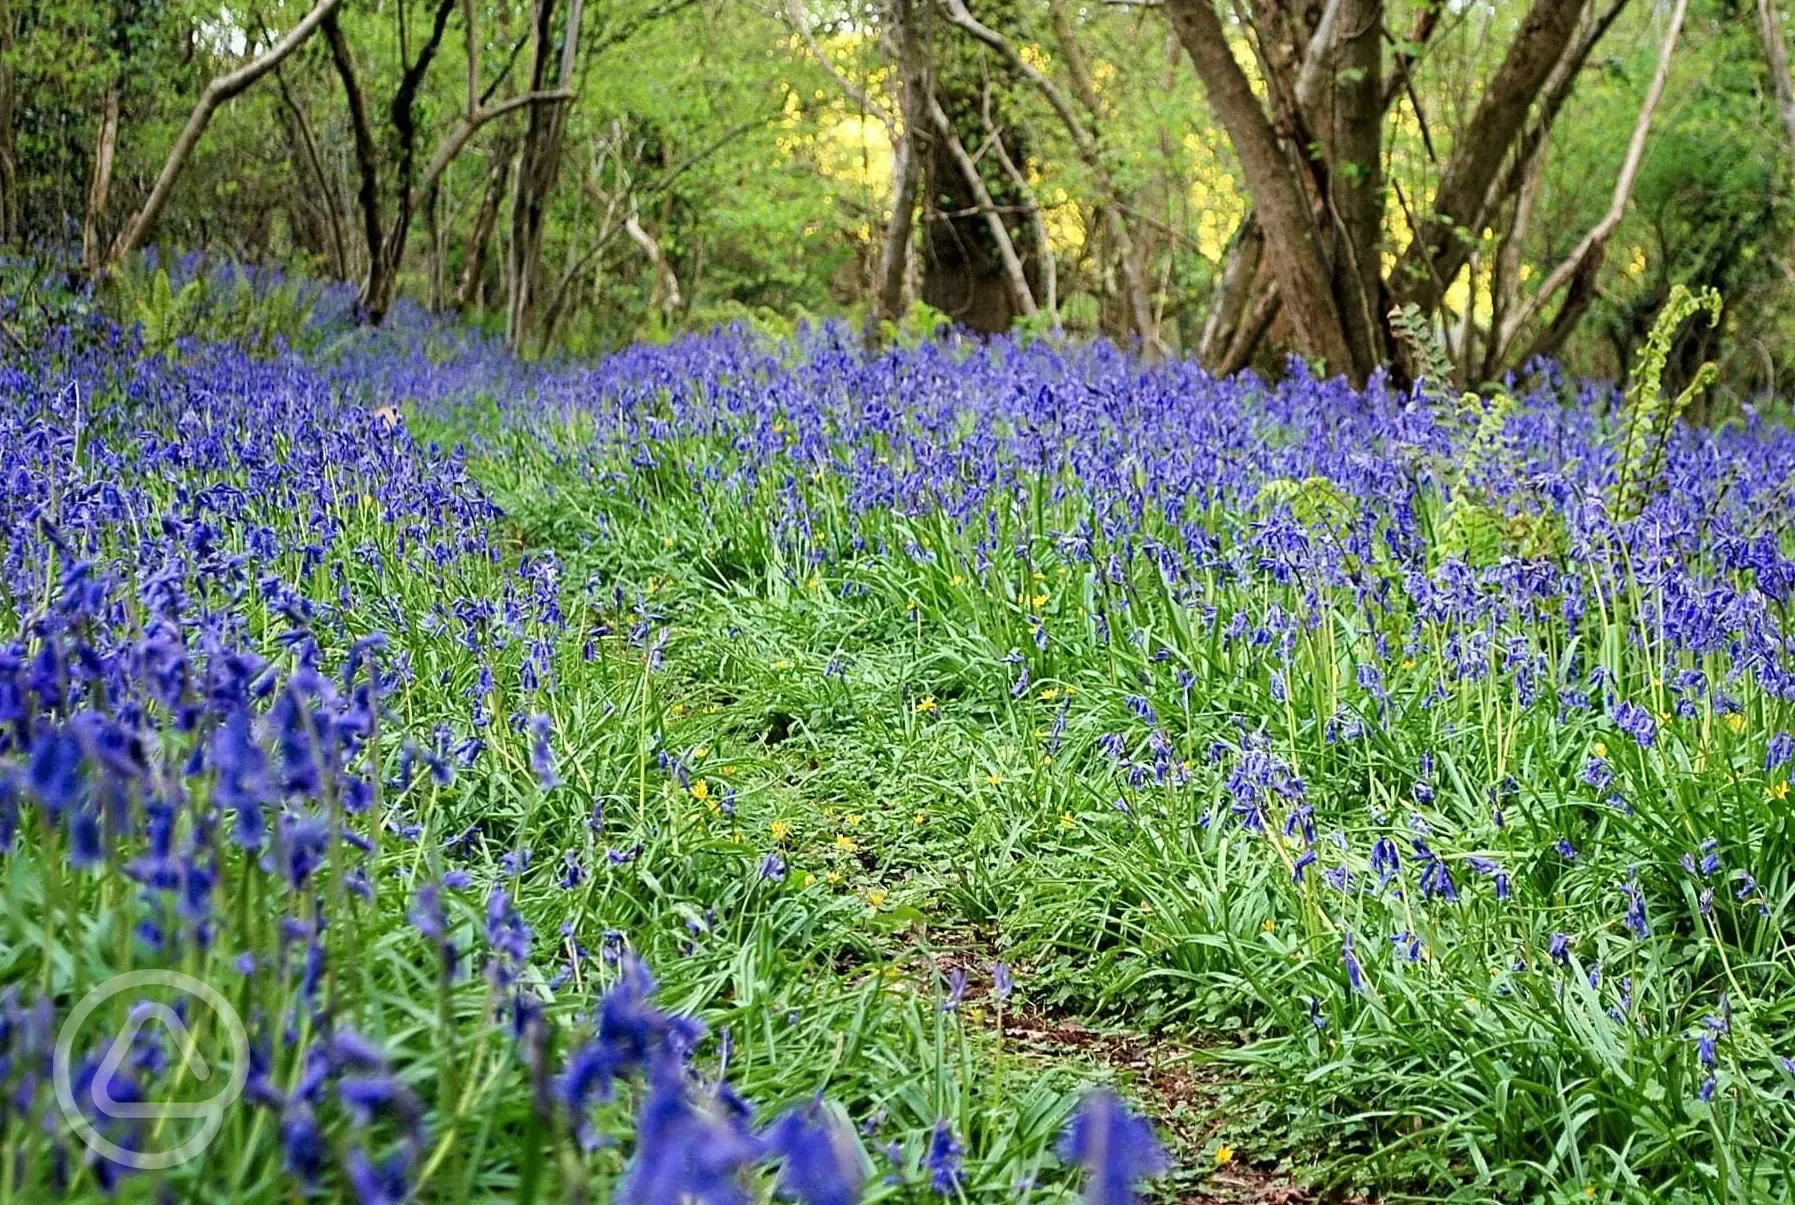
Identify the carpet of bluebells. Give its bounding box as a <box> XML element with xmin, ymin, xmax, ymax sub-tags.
<box><xmin>4</xmin><ymin>270</ymin><xmax>1795</xmax><ymax>1204</ymax></box>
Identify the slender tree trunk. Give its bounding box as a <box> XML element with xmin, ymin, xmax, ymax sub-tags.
<box><xmin>507</xmin><ymin>0</ymin><xmax>583</xmax><ymax>352</ymax></box>
<box><xmin>272</xmin><ymin>67</ymin><xmax>349</xmax><ymax>279</ymax></box>
<box><xmin>1329</xmin><ymin>0</ymin><xmax>1385</xmax><ymax>381</ymax></box>
<box><xmin>105</xmin><ymin>0</ymin><xmax>346</xmax><ymax>269</ymax></box>
<box><xmin>1389</xmin><ymin>0</ymin><xmax>1588</xmax><ymax>315</ymax></box>
<box><xmin>926</xmin><ymin>91</ymin><xmax>1036</xmax><ymax>322</ymax></box>
<box><xmin>457</xmin><ymin>135</ymin><xmax>515</xmax><ymax>311</ymax></box>
<box><xmin>1199</xmin><ymin>216</ymin><xmax>1263</xmax><ymax>368</ymax></box>
<box><xmin>83</xmin><ymin>85</ymin><xmax>121</xmax><ymax>274</ymax></box>
<box><xmin>1758</xmin><ymin>0</ymin><xmax>1795</xmax><ymax>160</ymax></box>
<box><xmin>1163</xmin><ymin>0</ymin><xmax>1354</xmax><ymax>378</ymax></box>
<box><xmin>873</xmin><ymin>0</ymin><xmax>925</xmax><ymax>336</ymax></box>
<box><xmin>324</xmin><ymin>11</ymin><xmax>383</xmax><ymax>311</ymax></box>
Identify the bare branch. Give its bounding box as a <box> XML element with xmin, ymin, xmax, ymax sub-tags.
<box><xmin>107</xmin><ymin>0</ymin><xmax>347</xmax><ymax>267</ymax></box>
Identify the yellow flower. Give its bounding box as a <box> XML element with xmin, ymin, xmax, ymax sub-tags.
<box><xmin>1261</xmin><ymin>918</ymin><xmax>1275</xmax><ymax>933</ymax></box>
<box><xmin>985</xmin><ymin>774</ymin><xmax>1003</xmax><ymax>787</ymax></box>
<box><xmin>772</xmin><ymin>659</ymin><xmax>793</xmax><ymax>671</ymax></box>
<box><xmin>1059</xmin><ymin>813</ymin><xmax>1075</xmax><ymax>831</ymax></box>
<box><xmin>826</xmin><ymin>870</ymin><xmax>843</xmax><ymax>885</ymax></box>
<box><xmin>1214</xmin><ymin>1143</ymin><xmax>1234</xmax><ymax>1167</ymax></box>
<box><xmin>913</xmin><ymin>811</ymin><xmax>927</xmax><ymax>826</ymax></box>
<box><xmin>1031</xmin><ymin>592</ymin><xmax>1050</xmax><ymax>608</ymax></box>
<box><xmin>690</xmin><ymin>780</ymin><xmax>710</xmax><ymax>801</ymax></box>
<box><xmin>806</xmin><ymin>576</ymin><xmax>820</xmax><ymax>590</ymax></box>
<box><xmin>803</xmin><ymin>871</ymin><xmax>817</xmax><ymax>887</ymax></box>
<box><xmin>1593</xmin><ymin>741</ymin><xmax>1608</xmax><ymax>759</ymax></box>
<box><xmin>1727</xmin><ymin>713</ymin><xmax>1747</xmax><ymax>734</ymax></box>
<box><xmin>952</xmin><ymin>574</ymin><xmax>965</xmax><ymax>587</ymax></box>
<box><xmin>662</xmin><ymin>536</ymin><xmax>674</xmax><ymax>548</ymax></box>
<box><xmin>845</xmin><ymin>813</ymin><xmax>862</xmax><ymax>827</ymax></box>
<box><xmin>771</xmin><ymin>820</ymin><xmax>791</xmax><ymax>843</ymax></box>
<box><xmin>1771</xmin><ymin>782</ymin><xmax>1789</xmax><ymax>801</ymax></box>
<box><xmin>915</xmin><ymin>696</ymin><xmax>938</xmax><ymax>714</ymax></box>
<box><xmin>1401</xmin><ymin>658</ymin><xmax>1416</xmax><ymax>670</ymax></box>
<box><xmin>694</xmin><ymin>745</ymin><xmax>710</xmax><ymax>759</ymax></box>
<box><xmin>1039</xmin><ymin>687</ymin><xmax>1060</xmax><ymax>701</ymax></box>
<box><xmin>866</xmin><ymin>889</ymin><xmax>887</xmax><ymax>910</ymax></box>
<box><xmin>1464</xmin><ymin>996</ymin><xmax>1479</xmax><ymax>1010</ymax></box>
<box><xmin>834</xmin><ymin>834</ymin><xmax>858</xmax><ymax>854</ymax></box>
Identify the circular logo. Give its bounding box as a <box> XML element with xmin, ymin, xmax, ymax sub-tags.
<box><xmin>53</xmin><ymin>969</ymin><xmax>250</xmax><ymax>1171</ymax></box>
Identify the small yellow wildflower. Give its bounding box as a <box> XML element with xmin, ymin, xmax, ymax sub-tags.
<box><xmin>826</xmin><ymin>870</ymin><xmax>843</xmax><ymax>885</ymax></box>
<box><xmin>690</xmin><ymin>780</ymin><xmax>710</xmax><ymax>801</ymax></box>
<box><xmin>913</xmin><ymin>811</ymin><xmax>927</xmax><ymax>826</ymax></box>
<box><xmin>1214</xmin><ymin>1144</ymin><xmax>1234</xmax><ymax>1167</ymax></box>
<box><xmin>845</xmin><ymin>813</ymin><xmax>862</xmax><ymax>828</ymax></box>
<box><xmin>1593</xmin><ymin>741</ymin><xmax>1608</xmax><ymax>759</ymax></box>
<box><xmin>834</xmin><ymin>834</ymin><xmax>858</xmax><ymax>854</ymax></box>
<box><xmin>1401</xmin><ymin>658</ymin><xmax>1416</xmax><ymax>670</ymax></box>
<box><xmin>1771</xmin><ymin>782</ymin><xmax>1789</xmax><ymax>801</ymax></box>
<box><xmin>1727</xmin><ymin>713</ymin><xmax>1747</xmax><ymax>734</ymax></box>
<box><xmin>772</xmin><ymin>659</ymin><xmax>793</xmax><ymax>671</ymax></box>
<box><xmin>662</xmin><ymin>536</ymin><xmax>674</xmax><ymax>548</ymax></box>
<box><xmin>1039</xmin><ymin>687</ymin><xmax>1060</xmax><ymax>701</ymax></box>
<box><xmin>985</xmin><ymin>774</ymin><xmax>1003</xmax><ymax>787</ymax></box>
<box><xmin>952</xmin><ymin>574</ymin><xmax>965</xmax><ymax>587</ymax></box>
<box><xmin>806</xmin><ymin>576</ymin><xmax>820</xmax><ymax>590</ymax></box>
<box><xmin>803</xmin><ymin>871</ymin><xmax>817</xmax><ymax>887</ymax></box>
<box><xmin>1031</xmin><ymin>592</ymin><xmax>1050</xmax><ymax>608</ymax></box>
<box><xmin>1261</xmin><ymin>918</ymin><xmax>1276</xmax><ymax>933</ymax></box>
<box><xmin>694</xmin><ymin>745</ymin><xmax>710</xmax><ymax>759</ymax></box>
<box><xmin>1059</xmin><ymin>813</ymin><xmax>1075</xmax><ymax>831</ymax></box>
<box><xmin>866</xmin><ymin>889</ymin><xmax>887</xmax><ymax>910</ymax></box>
<box><xmin>915</xmin><ymin>696</ymin><xmax>938</xmax><ymax>714</ymax></box>
<box><xmin>771</xmin><ymin>820</ymin><xmax>791</xmax><ymax>843</ymax></box>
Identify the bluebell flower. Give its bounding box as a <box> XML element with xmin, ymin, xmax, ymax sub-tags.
<box><xmin>924</xmin><ymin>1120</ymin><xmax>961</xmax><ymax>1195</ymax></box>
<box><xmin>762</xmin><ymin>1101</ymin><xmax>865</xmax><ymax>1205</ymax></box>
<box><xmin>1056</xmin><ymin>1089</ymin><xmax>1168</xmax><ymax>1205</ymax></box>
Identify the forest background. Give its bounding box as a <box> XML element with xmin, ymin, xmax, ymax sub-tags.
<box><xmin>6</xmin><ymin>0</ymin><xmax>1795</xmax><ymax>394</ymax></box>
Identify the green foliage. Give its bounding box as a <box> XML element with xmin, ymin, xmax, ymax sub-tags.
<box><xmin>1255</xmin><ymin>474</ymin><xmax>1357</xmax><ymax>532</ymax></box>
<box><xmin>1389</xmin><ymin>302</ymin><xmax>1456</xmax><ymax>396</ymax></box>
<box><xmin>1612</xmin><ymin>284</ymin><xmax>1723</xmax><ymax>520</ymax></box>
<box><xmin>104</xmin><ymin>261</ymin><xmax>321</xmax><ymax>358</ymax></box>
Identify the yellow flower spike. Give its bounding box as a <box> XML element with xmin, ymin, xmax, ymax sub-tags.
<box><xmin>1214</xmin><ymin>1144</ymin><xmax>1234</xmax><ymax>1167</ymax></box>
<box><xmin>694</xmin><ymin>746</ymin><xmax>710</xmax><ymax>759</ymax></box>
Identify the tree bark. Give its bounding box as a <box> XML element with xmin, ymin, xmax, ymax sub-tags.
<box><xmin>105</xmin><ymin>0</ymin><xmax>346</xmax><ymax>269</ymax></box>
<box><xmin>1498</xmin><ymin>0</ymin><xmax>1688</xmax><ymax>367</ymax></box>
<box><xmin>926</xmin><ymin>91</ymin><xmax>1037</xmax><ymax>322</ymax></box>
<box><xmin>83</xmin><ymin>85</ymin><xmax>120</xmax><ymax>275</ymax></box>
<box><xmin>323</xmin><ymin>11</ymin><xmax>383</xmax><ymax>309</ymax></box>
<box><xmin>873</xmin><ymin>0</ymin><xmax>925</xmax><ymax>336</ymax></box>
<box><xmin>507</xmin><ymin>0</ymin><xmax>584</xmax><ymax>352</ymax></box>
<box><xmin>0</xmin><ymin>0</ymin><xmax>14</xmax><ymax>245</ymax></box>
<box><xmin>1390</xmin><ymin>0</ymin><xmax>1588</xmax><ymax>314</ymax></box>
<box><xmin>1329</xmin><ymin>0</ymin><xmax>1385</xmax><ymax>380</ymax></box>
<box><xmin>456</xmin><ymin>134</ymin><xmax>516</xmax><ymax>310</ymax></box>
<box><xmin>1164</xmin><ymin>0</ymin><xmax>1355</xmax><ymax>378</ymax></box>
<box><xmin>1758</xmin><ymin>0</ymin><xmax>1795</xmax><ymax>160</ymax></box>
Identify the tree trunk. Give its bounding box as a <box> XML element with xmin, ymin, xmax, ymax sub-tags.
<box><xmin>507</xmin><ymin>0</ymin><xmax>583</xmax><ymax>352</ymax></box>
<box><xmin>1163</xmin><ymin>0</ymin><xmax>1355</xmax><ymax>379</ymax></box>
<box><xmin>324</xmin><ymin>11</ymin><xmax>384</xmax><ymax>314</ymax></box>
<box><xmin>83</xmin><ymin>85</ymin><xmax>120</xmax><ymax>275</ymax></box>
<box><xmin>1329</xmin><ymin>0</ymin><xmax>1385</xmax><ymax>381</ymax></box>
<box><xmin>1390</xmin><ymin>0</ymin><xmax>1588</xmax><ymax>315</ymax></box>
<box><xmin>925</xmin><ymin>91</ymin><xmax>1037</xmax><ymax>325</ymax></box>
<box><xmin>1758</xmin><ymin>0</ymin><xmax>1795</xmax><ymax>160</ymax></box>
<box><xmin>105</xmin><ymin>0</ymin><xmax>347</xmax><ymax>269</ymax></box>
<box><xmin>0</xmin><ymin>0</ymin><xmax>14</xmax><ymax>245</ymax></box>
<box><xmin>456</xmin><ymin>135</ymin><xmax>515</xmax><ymax>311</ymax></box>
<box><xmin>872</xmin><ymin>0</ymin><xmax>925</xmax><ymax>336</ymax></box>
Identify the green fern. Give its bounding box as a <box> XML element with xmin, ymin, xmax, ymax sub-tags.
<box><xmin>1255</xmin><ymin>475</ymin><xmax>1358</xmax><ymax>533</ymax></box>
<box><xmin>1612</xmin><ymin>284</ymin><xmax>1722</xmax><ymax>521</ymax></box>
<box><xmin>1389</xmin><ymin>302</ymin><xmax>1455</xmax><ymax>398</ymax></box>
